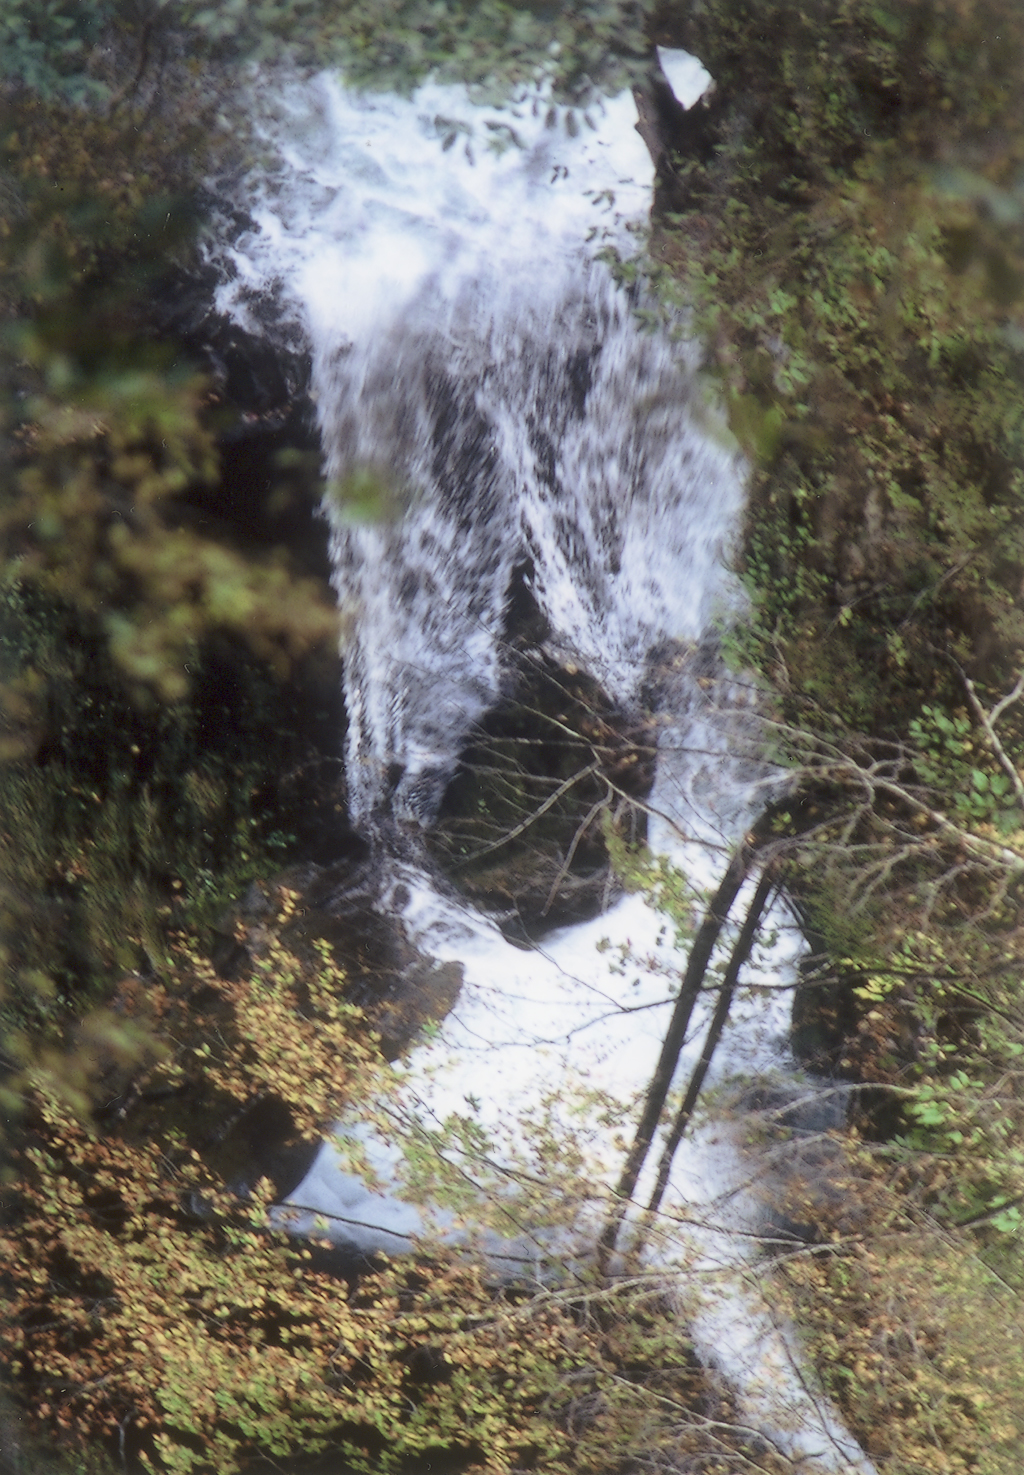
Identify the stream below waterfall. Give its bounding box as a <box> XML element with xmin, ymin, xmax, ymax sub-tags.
<box><xmin>211</xmin><ymin>51</ymin><xmax>876</xmax><ymax>1475</ymax></box>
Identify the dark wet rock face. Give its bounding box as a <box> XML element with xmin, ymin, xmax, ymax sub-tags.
<box><xmin>406</xmin><ymin>556</ymin><xmax>658</xmax><ymax>942</ymax></box>
<box><xmin>207</xmin><ymin>1095</ymin><xmax>322</xmax><ymax>1206</ymax></box>
<box><xmin>789</xmin><ymin>946</ymin><xmax>924</xmax><ymax>1141</ymax></box>
<box><xmin>426</xmin><ymin>644</ymin><xmax>656</xmax><ymax>944</ymax></box>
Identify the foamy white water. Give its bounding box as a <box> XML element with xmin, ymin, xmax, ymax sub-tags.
<box><xmin>216</xmin><ymin>68</ymin><xmax>741</xmax><ymax>823</ymax></box>
<box><xmin>213</xmin><ymin>56</ymin><xmax>875</xmax><ymax>1474</ymax></box>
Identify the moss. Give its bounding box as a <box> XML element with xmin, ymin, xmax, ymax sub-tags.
<box><xmin>655</xmin><ymin>0</ymin><xmax>1024</xmax><ymax>731</ymax></box>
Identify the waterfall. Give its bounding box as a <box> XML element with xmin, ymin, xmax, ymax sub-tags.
<box><xmin>215</xmin><ymin>69</ymin><xmax>742</xmax><ymax>826</ymax></box>
<box><xmin>212</xmin><ymin>58</ymin><xmax>876</xmax><ymax>1475</ymax></box>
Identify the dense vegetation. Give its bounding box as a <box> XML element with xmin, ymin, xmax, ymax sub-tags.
<box><xmin>647</xmin><ymin>2</ymin><xmax>1024</xmax><ymax>1467</ymax></box>
<box><xmin>2</xmin><ymin>2</ymin><xmax>1023</xmax><ymax>1473</ymax></box>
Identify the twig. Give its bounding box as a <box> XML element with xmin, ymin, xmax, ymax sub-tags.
<box><xmin>541</xmin><ymin>789</ymin><xmax>611</xmax><ymax>915</ymax></box>
<box><xmin>990</xmin><ymin>670</ymin><xmax>1024</xmax><ymax>727</ymax></box>
<box><xmin>956</xmin><ymin>664</ymin><xmax>1024</xmax><ymax>819</ymax></box>
<box><xmin>869</xmin><ymin>774</ymin><xmax>1024</xmax><ymax>871</ymax></box>
<box><xmin>452</xmin><ymin>760</ymin><xmax>599</xmax><ymax>864</ymax></box>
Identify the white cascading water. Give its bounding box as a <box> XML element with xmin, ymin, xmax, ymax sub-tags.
<box><xmin>213</xmin><ymin>53</ymin><xmax>876</xmax><ymax>1475</ymax></box>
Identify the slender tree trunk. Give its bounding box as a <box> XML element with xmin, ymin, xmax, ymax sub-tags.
<box><xmin>645</xmin><ymin>864</ymin><xmax>776</xmax><ymax>1220</ymax></box>
<box><xmin>598</xmin><ymin>841</ymin><xmax>753</xmax><ymax>1266</ymax></box>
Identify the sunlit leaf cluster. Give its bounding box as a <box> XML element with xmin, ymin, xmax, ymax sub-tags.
<box><xmin>2</xmin><ymin>1098</ymin><xmax>585</xmax><ymax>1475</ymax></box>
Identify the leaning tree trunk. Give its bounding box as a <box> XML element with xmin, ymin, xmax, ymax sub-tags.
<box><xmin>645</xmin><ymin>862</ymin><xmax>777</xmax><ymax>1220</ymax></box>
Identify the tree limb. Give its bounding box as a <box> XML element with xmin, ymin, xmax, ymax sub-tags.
<box><xmin>645</xmin><ymin>863</ymin><xmax>778</xmax><ymax>1220</ymax></box>
<box><xmin>956</xmin><ymin>664</ymin><xmax>1024</xmax><ymax>820</ymax></box>
<box><xmin>598</xmin><ymin>837</ymin><xmax>756</xmax><ymax>1268</ymax></box>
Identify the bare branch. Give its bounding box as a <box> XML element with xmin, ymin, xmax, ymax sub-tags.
<box><xmin>542</xmin><ymin>790</ymin><xmax>611</xmax><ymax>915</ymax></box>
<box><xmin>869</xmin><ymin>774</ymin><xmax>1024</xmax><ymax>872</ymax></box>
<box><xmin>989</xmin><ymin>669</ymin><xmax>1024</xmax><ymax>728</ymax></box>
<box><xmin>452</xmin><ymin>759</ymin><xmax>600</xmax><ymax>865</ymax></box>
<box><xmin>957</xmin><ymin>665</ymin><xmax>1024</xmax><ymax>819</ymax></box>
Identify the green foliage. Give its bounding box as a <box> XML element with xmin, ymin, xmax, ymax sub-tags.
<box><xmin>0</xmin><ymin>1</ymin><xmax>111</xmax><ymax>102</ymax></box>
<box><xmin>0</xmin><ymin>579</ymin><xmax>332</xmax><ymax>1066</ymax></box>
<box><xmin>909</xmin><ymin>703</ymin><xmax>1023</xmax><ymax>832</ymax></box>
<box><xmin>658</xmin><ymin>0</ymin><xmax>1024</xmax><ymax>731</ymax></box>
<box><xmin>774</xmin><ymin>729</ymin><xmax>1024</xmax><ymax>1437</ymax></box>
<box><xmin>177</xmin><ymin>0</ymin><xmax>655</xmax><ymax>102</ymax></box>
<box><xmin>654</xmin><ymin>11</ymin><xmax>1024</xmax><ymax>1406</ymax></box>
<box><xmin>776</xmin><ymin>1160</ymin><xmax>1024</xmax><ymax>1474</ymax></box>
<box><xmin>0</xmin><ymin>0</ymin><xmax>655</xmax><ymax>108</ymax></box>
<box><xmin>4</xmin><ymin>7</ymin><xmax>1023</xmax><ymax>1474</ymax></box>
<box><xmin>169</xmin><ymin>914</ymin><xmax>388</xmax><ymax>1137</ymax></box>
<box><xmin>1</xmin><ymin>924</ymin><xmax>782</xmax><ymax>1475</ymax></box>
<box><xmin>1</xmin><ymin>95</ymin><xmax>339</xmax><ymax>708</ymax></box>
<box><xmin>2</xmin><ymin>938</ymin><xmax>392</xmax><ymax>1474</ymax></box>
<box><xmin>0</xmin><ymin>60</ymin><xmax>339</xmax><ymax>1049</ymax></box>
